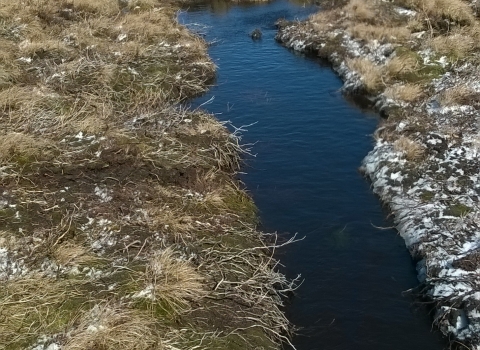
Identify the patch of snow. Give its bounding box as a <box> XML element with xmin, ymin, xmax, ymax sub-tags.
<box><xmin>0</xmin><ymin>248</ymin><xmax>27</xmax><ymax>280</ymax></box>
<box><xmin>393</xmin><ymin>6</ymin><xmax>417</xmax><ymax>17</ymax></box>
<box><xmin>94</xmin><ymin>186</ymin><xmax>113</xmax><ymax>203</ymax></box>
<box><xmin>117</xmin><ymin>33</ymin><xmax>127</xmax><ymax>42</ymax></box>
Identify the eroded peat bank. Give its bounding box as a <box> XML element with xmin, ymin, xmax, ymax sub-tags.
<box><xmin>0</xmin><ymin>1</ymin><xmax>293</xmax><ymax>349</ymax></box>
<box><xmin>277</xmin><ymin>0</ymin><xmax>480</xmax><ymax>348</ymax></box>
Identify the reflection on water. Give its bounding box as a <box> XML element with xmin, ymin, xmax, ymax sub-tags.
<box><xmin>207</xmin><ymin>0</ymin><xmax>233</xmax><ymax>14</ymax></box>
<box><xmin>180</xmin><ymin>1</ymin><xmax>447</xmax><ymax>349</ymax></box>
<box><xmin>193</xmin><ymin>0</ymin><xmax>270</xmax><ymax>14</ymax></box>
<box><xmin>287</xmin><ymin>0</ymin><xmax>316</xmax><ymax>6</ymax></box>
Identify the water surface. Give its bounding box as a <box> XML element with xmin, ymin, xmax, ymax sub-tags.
<box><xmin>180</xmin><ymin>2</ymin><xmax>447</xmax><ymax>349</ymax></box>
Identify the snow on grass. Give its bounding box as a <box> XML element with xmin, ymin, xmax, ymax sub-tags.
<box><xmin>277</xmin><ymin>3</ymin><xmax>480</xmax><ymax>346</ymax></box>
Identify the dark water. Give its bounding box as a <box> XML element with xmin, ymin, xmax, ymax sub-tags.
<box><xmin>180</xmin><ymin>2</ymin><xmax>447</xmax><ymax>349</ymax></box>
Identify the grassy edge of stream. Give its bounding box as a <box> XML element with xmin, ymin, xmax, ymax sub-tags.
<box><xmin>0</xmin><ymin>0</ymin><xmax>294</xmax><ymax>349</ymax></box>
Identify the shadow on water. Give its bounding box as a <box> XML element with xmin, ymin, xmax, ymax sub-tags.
<box><xmin>180</xmin><ymin>1</ymin><xmax>448</xmax><ymax>349</ymax></box>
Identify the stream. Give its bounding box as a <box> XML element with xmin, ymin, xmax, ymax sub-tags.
<box><xmin>180</xmin><ymin>1</ymin><xmax>448</xmax><ymax>349</ymax></box>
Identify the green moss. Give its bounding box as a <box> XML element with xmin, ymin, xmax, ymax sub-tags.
<box><xmin>444</xmin><ymin>203</ymin><xmax>472</xmax><ymax>217</ymax></box>
<box><xmin>46</xmin><ymin>296</ymin><xmax>90</xmax><ymax>332</ymax></box>
<box><xmin>223</xmin><ymin>190</ymin><xmax>258</xmax><ymax>222</ymax></box>
<box><xmin>219</xmin><ymin>233</ymin><xmax>254</xmax><ymax>250</ymax></box>
<box><xmin>457</xmin><ymin>176</ymin><xmax>473</xmax><ymax>188</ymax></box>
<box><xmin>0</xmin><ymin>278</ymin><xmax>87</xmax><ymax>350</ymax></box>
<box><xmin>419</xmin><ymin>190</ymin><xmax>435</xmax><ymax>202</ymax></box>
<box><xmin>177</xmin><ymin>327</ymin><xmax>277</xmax><ymax>350</ymax></box>
<box><xmin>395</xmin><ymin>46</ymin><xmax>422</xmax><ymax>61</ymax></box>
<box><xmin>393</xmin><ymin>47</ymin><xmax>445</xmax><ymax>83</ymax></box>
<box><xmin>131</xmin><ymin>298</ymin><xmax>178</xmax><ymax>322</ymax></box>
<box><xmin>0</xmin><ymin>207</ymin><xmax>16</xmax><ymax>220</ymax></box>
<box><xmin>13</xmin><ymin>154</ymin><xmax>35</xmax><ymax>166</ymax></box>
<box><xmin>106</xmin><ymin>269</ymin><xmax>142</xmax><ymax>296</ymax></box>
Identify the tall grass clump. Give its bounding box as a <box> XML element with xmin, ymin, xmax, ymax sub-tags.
<box><xmin>64</xmin><ymin>305</ymin><xmax>160</xmax><ymax>350</ymax></box>
<box><xmin>394</xmin><ymin>135</ymin><xmax>425</xmax><ymax>160</ymax></box>
<box><xmin>346</xmin><ymin>57</ymin><xmax>385</xmax><ymax>93</ymax></box>
<box><xmin>142</xmin><ymin>248</ymin><xmax>205</xmax><ymax>313</ymax></box>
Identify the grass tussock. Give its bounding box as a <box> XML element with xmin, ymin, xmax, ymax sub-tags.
<box><xmin>386</xmin><ymin>54</ymin><xmax>419</xmax><ymax>79</ymax></box>
<box><xmin>394</xmin><ymin>135</ymin><xmax>425</xmax><ymax>160</ymax></box>
<box><xmin>0</xmin><ymin>86</ymin><xmax>35</xmax><ymax>111</ymax></box>
<box><xmin>19</xmin><ymin>39</ymin><xmax>70</xmax><ymax>60</ymax></box>
<box><xmin>346</xmin><ymin>57</ymin><xmax>385</xmax><ymax>93</ymax></box>
<box><xmin>384</xmin><ymin>83</ymin><xmax>423</xmax><ymax>102</ymax></box>
<box><xmin>64</xmin><ymin>305</ymin><xmax>160</xmax><ymax>350</ymax></box>
<box><xmin>428</xmin><ymin>33</ymin><xmax>475</xmax><ymax>61</ymax></box>
<box><xmin>144</xmin><ymin>248</ymin><xmax>205</xmax><ymax>312</ymax></box>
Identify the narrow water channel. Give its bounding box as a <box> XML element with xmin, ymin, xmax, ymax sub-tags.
<box><xmin>180</xmin><ymin>1</ymin><xmax>448</xmax><ymax>349</ymax></box>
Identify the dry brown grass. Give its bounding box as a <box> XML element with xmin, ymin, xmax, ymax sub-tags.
<box><xmin>71</xmin><ymin>0</ymin><xmax>120</xmax><ymax>15</ymax></box>
<box><xmin>395</xmin><ymin>0</ymin><xmax>475</xmax><ymax>25</ymax></box>
<box><xmin>346</xmin><ymin>57</ymin><xmax>385</xmax><ymax>93</ymax></box>
<box><xmin>0</xmin><ymin>275</ymin><xmax>83</xmax><ymax>348</ymax></box>
<box><xmin>177</xmin><ymin>113</ymin><xmax>228</xmax><ymax>137</ymax></box>
<box><xmin>0</xmin><ymin>0</ymin><xmax>292</xmax><ymax>349</ymax></box>
<box><xmin>386</xmin><ymin>54</ymin><xmax>419</xmax><ymax>79</ymax></box>
<box><xmin>344</xmin><ymin>0</ymin><xmax>377</xmax><ymax>23</ymax></box>
<box><xmin>0</xmin><ymin>132</ymin><xmax>51</xmax><ymax>162</ymax></box>
<box><xmin>52</xmin><ymin>242</ymin><xmax>99</xmax><ymax>267</ymax></box>
<box><xmin>143</xmin><ymin>248</ymin><xmax>205</xmax><ymax>313</ymax></box>
<box><xmin>350</xmin><ymin>23</ymin><xmax>411</xmax><ymax>43</ymax></box>
<box><xmin>428</xmin><ymin>33</ymin><xmax>475</xmax><ymax>61</ymax></box>
<box><xmin>309</xmin><ymin>0</ymin><xmax>415</xmax><ymax>49</ymax></box>
<box><xmin>19</xmin><ymin>39</ymin><xmax>70</xmax><ymax>59</ymax></box>
<box><xmin>64</xmin><ymin>305</ymin><xmax>160</xmax><ymax>350</ymax></box>
<box><xmin>0</xmin><ymin>0</ymin><xmax>217</xmax><ymax>162</ymax></box>
<box><xmin>438</xmin><ymin>85</ymin><xmax>478</xmax><ymax>106</ymax></box>
<box><xmin>122</xmin><ymin>11</ymin><xmax>177</xmax><ymax>43</ymax></box>
<box><xmin>407</xmin><ymin>16</ymin><xmax>426</xmax><ymax>32</ymax></box>
<box><xmin>384</xmin><ymin>83</ymin><xmax>423</xmax><ymax>102</ymax></box>
<box><xmin>310</xmin><ymin>9</ymin><xmax>342</xmax><ymax>31</ymax></box>
<box><xmin>0</xmin><ymin>86</ymin><xmax>35</xmax><ymax>111</ymax></box>
<box><xmin>128</xmin><ymin>0</ymin><xmax>158</xmax><ymax>11</ymax></box>
<box><xmin>145</xmin><ymin>205</ymin><xmax>194</xmax><ymax>235</ymax></box>
<box><xmin>394</xmin><ymin>136</ymin><xmax>425</xmax><ymax>160</ymax></box>
<box><xmin>0</xmin><ymin>65</ymin><xmax>18</xmax><ymax>89</ymax></box>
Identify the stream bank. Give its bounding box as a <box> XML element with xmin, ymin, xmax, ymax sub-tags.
<box><xmin>0</xmin><ymin>1</ymin><xmax>290</xmax><ymax>349</ymax></box>
<box><xmin>276</xmin><ymin>0</ymin><xmax>480</xmax><ymax>347</ymax></box>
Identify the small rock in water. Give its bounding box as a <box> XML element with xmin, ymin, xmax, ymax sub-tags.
<box><xmin>250</xmin><ymin>28</ymin><xmax>262</xmax><ymax>40</ymax></box>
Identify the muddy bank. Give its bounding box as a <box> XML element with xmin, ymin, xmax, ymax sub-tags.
<box><xmin>276</xmin><ymin>0</ymin><xmax>480</xmax><ymax>348</ymax></box>
<box><xmin>0</xmin><ymin>0</ymin><xmax>291</xmax><ymax>349</ymax></box>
